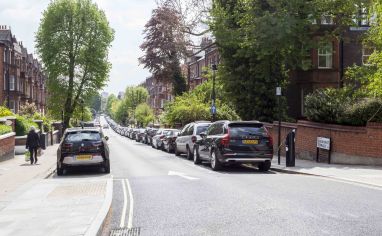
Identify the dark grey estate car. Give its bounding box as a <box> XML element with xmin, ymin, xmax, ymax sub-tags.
<box><xmin>175</xmin><ymin>121</ymin><xmax>211</xmax><ymax>159</ymax></box>
<box><xmin>56</xmin><ymin>128</ymin><xmax>110</xmax><ymax>175</ymax></box>
<box><xmin>194</xmin><ymin>121</ymin><xmax>273</xmax><ymax>171</ymax></box>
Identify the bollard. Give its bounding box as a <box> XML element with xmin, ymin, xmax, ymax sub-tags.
<box><xmin>285</xmin><ymin>129</ymin><xmax>296</xmax><ymax>167</ymax></box>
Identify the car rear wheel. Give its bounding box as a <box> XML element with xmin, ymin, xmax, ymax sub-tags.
<box><xmin>210</xmin><ymin>150</ymin><xmax>222</xmax><ymax>171</ymax></box>
<box><xmin>193</xmin><ymin>147</ymin><xmax>201</xmax><ymax>165</ymax></box>
<box><xmin>258</xmin><ymin>161</ymin><xmax>271</xmax><ymax>172</ymax></box>
<box><xmin>57</xmin><ymin>163</ymin><xmax>64</xmax><ymax>176</ymax></box>
<box><xmin>186</xmin><ymin>146</ymin><xmax>193</xmax><ymax>160</ymax></box>
<box><xmin>104</xmin><ymin>159</ymin><xmax>110</xmax><ymax>173</ymax></box>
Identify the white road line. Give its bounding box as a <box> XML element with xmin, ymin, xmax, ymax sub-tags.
<box><xmin>168</xmin><ymin>171</ymin><xmax>199</xmax><ymax>180</ymax></box>
<box><xmin>120</xmin><ymin>179</ymin><xmax>128</xmax><ymax>228</ymax></box>
<box><xmin>125</xmin><ymin>178</ymin><xmax>134</xmax><ymax>228</ymax></box>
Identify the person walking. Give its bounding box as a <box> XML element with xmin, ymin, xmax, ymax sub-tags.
<box><xmin>26</xmin><ymin>126</ymin><xmax>40</xmax><ymax>165</ymax></box>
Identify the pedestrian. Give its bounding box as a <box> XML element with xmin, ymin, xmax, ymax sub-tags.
<box><xmin>26</xmin><ymin>126</ymin><xmax>40</xmax><ymax>165</ymax></box>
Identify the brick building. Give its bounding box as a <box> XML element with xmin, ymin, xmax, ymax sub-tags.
<box><xmin>141</xmin><ymin>76</ymin><xmax>173</xmax><ymax>116</ymax></box>
<box><xmin>0</xmin><ymin>26</ymin><xmax>47</xmax><ymax>114</ymax></box>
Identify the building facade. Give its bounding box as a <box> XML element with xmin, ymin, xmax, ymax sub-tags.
<box><xmin>0</xmin><ymin>26</ymin><xmax>47</xmax><ymax>114</ymax></box>
<box><xmin>142</xmin><ymin>76</ymin><xmax>173</xmax><ymax>116</ymax></box>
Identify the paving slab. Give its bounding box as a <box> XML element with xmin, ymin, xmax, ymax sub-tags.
<box><xmin>271</xmin><ymin>156</ymin><xmax>382</xmax><ymax>187</ymax></box>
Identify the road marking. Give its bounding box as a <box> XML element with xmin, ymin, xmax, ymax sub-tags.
<box><xmin>120</xmin><ymin>179</ymin><xmax>128</xmax><ymax>228</ymax></box>
<box><xmin>168</xmin><ymin>171</ymin><xmax>199</xmax><ymax>180</ymax></box>
<box><xmin>125</xmin><ymin>178</ymin><xmax>134</xmax><ymax>228</ymax></box>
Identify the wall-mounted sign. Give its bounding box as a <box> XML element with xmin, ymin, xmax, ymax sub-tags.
<box><xmin>317</xmin><ymin>137</ymin><xmax>330</xmax><ymax>150</ymax></box>
<box><xmin>276</xmin><ymin>87</ymin><xmax>282</xmax><ymax>96</ymax></box>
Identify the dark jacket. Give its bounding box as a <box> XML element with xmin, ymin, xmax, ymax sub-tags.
<box><xmin>26</xmin><ymin>130</ymin><xmax>40</xmax><ymax>149</ymax></box>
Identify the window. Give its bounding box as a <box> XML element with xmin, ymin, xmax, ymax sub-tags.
<box><xmin>3</xmin><ymin>72</ymin><xmax>6</xmax><ymax>90</ymax></box>
<box><xmin>208</xmin><ymin>123</ymin><xmax>224</xmax><ymax>135</ymax></box>
<box><xmin>321</xmin><ymin>15</ymin><xmax>333</xmax><ymax>25</ymax></box>
<box><xmin>186</xmin><ymin>124</ymin><xmax>194</xmax><ymax>135</ymax></box>
<box><xmin>9</xmin><ymin>75</ymin><xmax>15</xmax><ymax>91</ymax></box>
<box><xmin>318</xmin><ymin>43</ymin><xmax>333</xmax><ymax>69</ymax></box>
<box><xmin>3</xmin><ymin>50</ymin><xmax>6</xmax><ymax>62</ymax></box>
<box><xmin>362</xmin><ymin>46</ymin><xmax>373</xmax><ymax>65</ymax></box>
<box><xmin>9</xmin><ymin>100</ymin><xmax>15</xmax><ymax>113</ymax></box>
<box><xmin>179</xmin><ymin>124</ymin><xmax>190</xmax><ymax>136</ymax></box>
<box><xmin>196</xmin><ymin>124</ymin><xmax>210</xmax><ymax>135</ymax></box>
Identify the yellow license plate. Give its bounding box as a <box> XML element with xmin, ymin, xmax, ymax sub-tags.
<box><xmin>76</xmin><ymin>155</ymin><xmax>92</xmax><ymax>160</ymax></box>
<box><xmin>242</xmin><ymin>140</ymin><xmax>258</xmax><ymax>145</ymax></box>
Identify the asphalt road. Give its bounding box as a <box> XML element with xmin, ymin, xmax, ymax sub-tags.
<box><xmin>96</xmin><ymin>118</ymin><xmax>382</xmax><ymax>236</ymax></box>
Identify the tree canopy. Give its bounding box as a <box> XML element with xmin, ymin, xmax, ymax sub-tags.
<box><xmin>36</xmin><ymin>0</ymin><xmax>114</xmax><ymax>128</ymax></box>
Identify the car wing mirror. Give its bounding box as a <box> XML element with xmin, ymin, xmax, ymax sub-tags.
<box><xmin>105</xmin><ymin>136</ymin><xmax>109</xmax><ymax>141</ymax></box>
<box><xmin>200</xmin><ymin>132</ymin><xmax>207</xmax><ymax>138</ymax></box>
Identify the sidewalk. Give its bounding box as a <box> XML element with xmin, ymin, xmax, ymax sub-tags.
<box><xmin>0</xmin><ymin>145</ymin><xmax>112</xmax><ymax>236</ymax></box>
<box><xmin>271</xmin><ymin>156</ymin><xmax>382</xmax><ymax>188</ymax></box>
<box><xmin>0</xmin><ymin>145</ymin><xmax>58</xmax><ymax>204</ymax></box>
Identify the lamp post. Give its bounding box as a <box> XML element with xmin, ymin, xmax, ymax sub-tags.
<box><xmin>80</xmin><ymin>99</ymin><xmax>84</xmax><ymax>122</ymax></box>
<box><xmin>276</xmin><ymin>86</ymin><xmax>282</xmax><ymax>165</ymax></box>
<box><xmin>211</xmin><ymin>64</ymin><xmax>217</xmax><ymax>122</ymax></box>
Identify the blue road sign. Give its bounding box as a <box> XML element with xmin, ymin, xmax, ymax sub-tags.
<box><xmin>211</xmin><ymin>105</ymin><xmax>216</xmax><ymax>114</ymax></box>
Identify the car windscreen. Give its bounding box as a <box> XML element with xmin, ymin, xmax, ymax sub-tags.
<box><xmin>65</xmin><ymin>131</ymin><xmax>101</xmax><ymax>142</ymax></box>
<box><xmin>196</xmin><ymin>125</ymin><xmax>210</xmax><ymax>135</ymax></box>
<box><xmin>228</xmin><ymin>124</ymin><xmax>265</xmax><ymax>137</ymax></box>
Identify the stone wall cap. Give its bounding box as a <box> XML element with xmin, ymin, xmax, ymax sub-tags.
<box><xmin>3</xmin><ymin>116</ymin><xmax>16</xmax><ymax>120</ymax></box>
<box><xmin>0</xmin><ymin>118</ymin><xmax>6</xmax><ymax>122</ymax></box>
<box><xmin>33</xmin><ymin>120</ymin><xmax>43</xmax><ymax>123</ymax></box>
<box><xmin>0</xmin><ymin>132</ymin><xmax>16</xmax><ymax>140</ymax></box>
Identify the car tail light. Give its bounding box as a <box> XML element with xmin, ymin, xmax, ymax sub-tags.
<box><xmin>191</xmin><ymin>136</ymin><xmax>197</xmax><ymax>143</ymax></box>
<box><xmin>160</xmin><ymin>135</ymin><xmax>165</xmax><ymax>140</ymax></box>
<box><xmin>62</xmin><ymin>143</ymin><xmax>73</xmax><ymax>152</ymax></box>
<box><xmin>221</xmin><ymin>129</ymin><xmax>230</xmax><ymax>148</ymax></box>
<box><xmin>172</xmin><ymin>137</ymin><xmax>177</xmax><ymax>141</ymax></box>
<box><xmin>92</xmin><ymin>141</ymin><xmax>103</xmax><ymax>148</ymax></box>
<box><xmin>265</xmin><ymin>128</ymin><xmax>273</xmax><ymax>147</ymax></box>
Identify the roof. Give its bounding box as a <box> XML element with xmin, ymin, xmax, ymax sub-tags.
<box><xmin>65</xmin><ymin>127</ymin><xmax>102</xmax><ymax>133</ymax></box>
<box><xmin>0</xmin><ymin>30</ymin><xmax>12</xmax><ymax>45</ymax></box>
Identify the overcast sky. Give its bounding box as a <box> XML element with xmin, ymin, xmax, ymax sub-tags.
<box><xmin>0</xmin><ymin>0</ymin><xmax>157</xmax><ymax>96</ymax></box>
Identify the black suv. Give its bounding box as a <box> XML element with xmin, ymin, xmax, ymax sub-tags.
<box><xmin>56</xmin><ymin>128</ymin><xmax>110</xmax><ymax>175</ymax></box>
<box><xmin>194</xmin><ymin>121</ymin><xmax>273</xmax><ymax>171</ymax></box>
<box><xmin>175</xmin><ymin>121</ymin><xmax>211</xmax><ymax>159</ymax></box>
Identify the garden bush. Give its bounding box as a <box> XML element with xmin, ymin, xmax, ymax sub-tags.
<box><xmin>0</xmin><ymin>124</ymin><xmax>12</xmax><ymax>135</ymax></box>
<box><xmin>340</xmin><ymin>98</ymin><xmax>382</xmax><ymax>126</ymax></box>
<box><xmin>0</xmin><ymin>106</ymin><xmax>14</xmax><ymax>117</ymax></box>
<box><xmin>15</xmin><ymin>115</ymin><xmax>38</xmax><ymax>136</ymax></box>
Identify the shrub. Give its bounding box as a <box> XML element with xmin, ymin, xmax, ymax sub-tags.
<box><xmin>340</xmin><ymin>98</ymin><xmax>382</xmax><ymax>126</ymax></box>
<box><xmin>33</xmin><ymin>113</ymin><xmax>53</xmax><ymax>132</ymax></box>
<box><xmin>15</xmin><ymin>115</ymin><xmax>38</xmax><ymax>136</ymax></box>
<box><xmin>0</xmin><ymin>125</ymin><xmax>12</xmax><ymax>135</ymax></box>
<box><xmin>0</xmin><ymin>106</ymin><xmax>14</xmax><ymax>117</ymax></box>
<box><xmin>304</xmin><ymin>88</ymin><xmax>354</xmax><ymax>124</ymax></box>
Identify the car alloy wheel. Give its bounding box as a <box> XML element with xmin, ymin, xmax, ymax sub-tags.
<box><xmin>193</xmin><ymin>147</ymin><xmax>201</xmax><ymax>164</ymax></box>
<box><xmin>210</xmin><ymin>150</ymin><xmax>221</xmax><ymax>171</ymax></box>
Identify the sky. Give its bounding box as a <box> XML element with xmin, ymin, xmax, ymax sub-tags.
<box><xmin>0</xmin><ymin>0</ymin><xmax>157</xmax><ymax>96</ymax></box>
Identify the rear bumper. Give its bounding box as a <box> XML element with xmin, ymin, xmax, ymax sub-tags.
<box><xmin>60</xmin><ymin>155</ymin><xmax>107</xmax><ymax>167</ymax></box>
<box><xmin>220</xmin><ymin>152</ymin><xmax>273</xmax><ymax>163</ymax></box>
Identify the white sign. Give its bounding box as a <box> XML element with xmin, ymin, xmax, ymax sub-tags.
<box><xmin>276</xmin><ymin>87</ymin><xmax>282</xmax><ymax>96</ymax></box>
<box><xmin>5</xmin><ymin>120</ymin><xmax>13</xmax><ymax>126</ymax></box>
<box><xmin>317</xmin><ymin>137</ymin><xmax>330</xmax><ymax>150</ymax></box>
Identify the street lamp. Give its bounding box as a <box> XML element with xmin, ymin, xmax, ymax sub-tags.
<box><xmin>276</xmin><ymin>86</ymin><xmax>282</xmax><ymax>165</ymax></box>
<box><xmin>80</xmin><ymin>99</ymin><xmax>84</xmax><ymax>122</ymax></box>
<box><xmin>211</xmin><ymin>64</ymin><xmax>217</xmax><ymax>122</ymax></box>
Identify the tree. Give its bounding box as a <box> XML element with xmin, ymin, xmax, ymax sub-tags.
<box><xmin>106</xmin><ymin>94</ymin><xmax>117</xmax><ymax>116</ymax></box>
<box><xmin>210</xmin><ymin>0</ymin><xmax>366</xmax><ymax>122</ymax></box>
<box><xmin>134</xmin><ymin>103</ymin><xmax>155</xmax><ymax>127</ymax></box>
<box><xmin>88</xmin><ymin>93</ymin><xmax>102</xmax><ymax>113</ymax></box>
<box><xmin>139</xmin><ymin>5</ymin><xmax>188</xmax><ymax>96</ymax></box>
<box><xmin>36</xmin><ymin>0</ymin><xmax>114</xmax><ymax>129</ymax></box>
<box><xmin>124</xmin><ymin>86</ymin><xmax>149</xmax><ymax>111</ymax></box>
<box><xmin>18</xmin><ymin>102</ymin><xmax>38</xmax><ymax>118</ymax></box>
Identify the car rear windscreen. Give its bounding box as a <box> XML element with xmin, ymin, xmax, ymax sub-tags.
<box><xmin>228</xmin><ymin>124</ymin><xmax>265</xmax><ymax>136</ymax></box>
<box><xmin>196</xmin><ymin>125</ymin><xmax>210</xmax><ymax>135</ymax></box>
<box><xmin>65</xmin><ymin>131</ymin><xmax>101</xmax><ymax>142</ymax></box>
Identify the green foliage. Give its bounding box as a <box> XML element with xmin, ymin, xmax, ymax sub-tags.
<box><xmin>36</xmin><ymin>0</ymin><xmax>114</xmax><ymax>127</ymax></box>
<box><xmin>15</xmin><ymin>115</ymin><xmax>38</xmax><ymax>136</ymax></box>
<box><xmin>304</xmin><ymin>88</ymin><xmax>382</xmax><ymax>126</ymax></box>
<box><xmin>162</xmin><ymin>78</ymin><xmax>240</xmax><ymax>126</ymax></box>
<box><xmin>304</xmin><ymin>88</ymin><xmax>354</xmax><ymax>124</ymax></box>
<box><xmin>0</xmin><ymin>106</ymin><xmax>14</xmax><ymax>117</ymax></box>
<box><xmin>70</xmin><ymin>106</ymin><xmax>93</xmax><ymax>127</ymax></box>
<box><xmin>134</xmin><ymin>103</ymin><xmax>154</xmax><ymax>127</ymax></box>
<box><xmin>87</xmin><ymin>93</ymin><xmax>102</xmax><ymax>113</ymax></box>
<box><xmin>124</xmin><ymin>86</ymin><xmax>149</xmax><ymax>111</ymax></box>
<box><xmin>106</xmin><ymin>94</ymin><xmax>118</xmax><ymax>116</ymax></box>
<box><xmin>0</xmin><ymin>125</ymin><xmax>12</xmax><ymax>135</ymax></box>
<box><xmin>33</xmin><ymin>113</ymin><xmax>53</xmax><ymax>132</ymax></box>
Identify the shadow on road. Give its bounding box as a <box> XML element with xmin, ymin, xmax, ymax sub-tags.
<box><xmin>51</xmin><ymin>166</ymin><xmax>109</xmax><ymax>179</ymax></box>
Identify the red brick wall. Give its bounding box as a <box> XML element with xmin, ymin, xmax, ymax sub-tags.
<box><xmin>0</xmin><ymin>133</ymin><xmax>15</xmax><ymax>161</ymax></box>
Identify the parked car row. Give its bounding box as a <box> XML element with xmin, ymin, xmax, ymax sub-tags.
<box><xmin>105</xmin><ymin>116</ymin><xmax>274</xmax><ymax>172</ymax></box>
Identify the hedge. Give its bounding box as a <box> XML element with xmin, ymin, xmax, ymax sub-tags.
<box><xmin>15</xmin><ymin>115</ymin><xmax>38</xmax><ymax>136</ymax></box>
<box><xmin>0</xmin><ymin>125</ymin><xmax>12</xmax><ymax>135</ymax></box>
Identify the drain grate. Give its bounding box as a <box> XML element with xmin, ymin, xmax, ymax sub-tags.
<box><xmin>110</xmin><ymin>227</ymin><xmax>140</xmax><ymax>236</ymax></box>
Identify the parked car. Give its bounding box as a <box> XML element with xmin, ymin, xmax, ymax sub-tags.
<box><xmin>131</xmin><ymin>129</ymin><xmax>139</xmax><ymax>140</ymax></box>
<box><xmin>56</xmin><ymin>127</ymin><xmax>110</xmax><ymax>175</ymax></box>
<box><xmin>135</xmin><ymin>129</ymin><xmax>146</xmax><ymax>142</ymax></box>
<box><xmin>175</xmin><ymin>121</ymin><xmax>211</xmax><ymax>159</ymax></box>
<box><xmin>193</xmin><ymin>121</ymin><xmax>273</xmax><ymax>171</ymax></box>
<box><xmin>103</xmin><ymin>124</ymin><xmax>109</xmax><ymax>129</ymax></box>
<box><xmin>162</xmin><ymin>130</ymin><xmax>180</xmax><ymax>153</ymax></box>
<box><xmin>151</xmin><ymin>129</ymin><xmax>177</xmax><ymax>149</ymax></box>
<box><xmin>145</xmin><ymin>128</ymin><xmax>158</xmax><ymax>145</ymax></box>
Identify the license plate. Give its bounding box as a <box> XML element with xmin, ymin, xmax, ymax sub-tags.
<box><xmin>242</xmin><ymin>140</ymin><xmax>258</xmax><ymax>145</ymax></box>
<box><xmin>76</xmin><ymin>155</ymin><xmax>92</xmax><ymax>160</ymax></box>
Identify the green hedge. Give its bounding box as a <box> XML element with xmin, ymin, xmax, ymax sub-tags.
<box><xmin>15</xmin><ymin>115</ymin><xmax>38</xmax><ymax>136</ymax></box>
<box><xmin>0</xmin><ymin>106</ymin><xmax>14</xmax><ymax>117</ymax></box>
<box><xmin>304</xmin><ymin>88</ymin><xmax>382</xmax><ymax>126</ymax></box>
<box><xmin>0</xmin><ymin>125</ymin><xmax>12</xmax><ymax>135</ymax></box>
